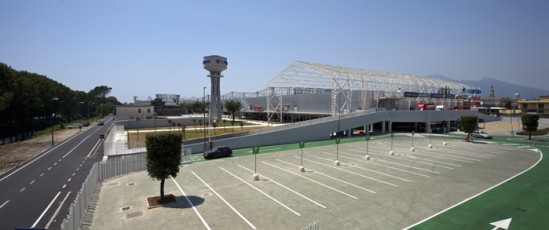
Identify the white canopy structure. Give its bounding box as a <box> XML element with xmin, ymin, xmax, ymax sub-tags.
<box><xmin>221</xmin><ymin>61</ymin><xmax>479</xmax><ymax>123</ymax></box>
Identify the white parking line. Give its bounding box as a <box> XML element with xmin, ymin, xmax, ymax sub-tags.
<box><xmin>278</xmin><ymin>159</ymin><xmax>376</xmax><ymax>193</ymax></box>
<box><xmin>32</xmin><ymin>191</ymin><xmax>61</xmax><ymax>228</ymax></box>
<box><xmin>191</xmin><ymin>171</ymin><xmax>257</xmax><ymax>229</ymax></box>
<box><xmin>347</xmin><ymin>149</ymin><xmax>454</xmax><ymax>169</ymax></box>
<box><xmin>0</xmin><ymin>200</ymin><xmax>9</xmax><ymax>209</ymax></box>
<box><xmin>411</xmin><ymin>152</ymin><xmax>478</xmax><ymax>163</ymax></box>
<box><xmin>220</xmin><ymin>167</ymin><xmax>301</xmax><ymax>216</ymax></box>
<box><xmin>262</xmin><ymin>161</ymin><xmax>357</xmax><ymax>199</ymax></box>
<box><xmin>237</xmin><ymin>164</ymin><xmax>327</xmax><ymax>208</ymax></box>
<box><xmin>404</xmin><ymin>155</ymin><xmax>463</xmax><ymax>167</ymax></box>
<box><xmin>313</xmin><ymin>153</ymin><xmax>430</xmax><ymax>178</ymax></box>
<box><xmin>170</xmin><ymin>176</ymin><xmax>211</xmax><ymax>230</ymax></box>
<box><xmin>362</xmin><ymin>157</ymin><xmax>441</xmax><ymax>174</ymax></box>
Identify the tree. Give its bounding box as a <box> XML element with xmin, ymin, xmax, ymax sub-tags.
<box><xmin>521</xmin><ymin>114</ymin><xmax>540</xmax><ymax>140</ymax></box>
<box><xmin>224</xmin><ymin>100</ymin><xmax>241</xmax><ymax>122</ymax></box>
<box><xmin>145</xmin><ymin>132</ymin><xmax>182</xmax><ymax>199</ymax></box>
<box><xmin>460</xmin><ymin>116</ymin><xmax>478</xmax><ymax>142</ymax></box>
<box><xmin>151</xmin><ymin>98</ymin><xmax>165</xmax><ymax>108</ymax></box>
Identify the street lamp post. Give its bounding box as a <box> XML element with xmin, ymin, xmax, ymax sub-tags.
<box><xmin>50</xmin><ymin>97</ymin><xmax>58</xmax><ymax>146</ymax></box>
<box><xmin>203</xmin><ymin>86</ymin><xmax>207</xmax><ymax>151</ymax></box>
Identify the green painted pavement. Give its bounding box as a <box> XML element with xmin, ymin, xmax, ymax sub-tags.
<box><xmin>410</xmin><ymin>136</ymin><xmax>549</xmax><ymax>230</ymax></box>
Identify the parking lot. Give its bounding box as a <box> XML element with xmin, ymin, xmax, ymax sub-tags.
<box><xmin>91</xmin><ymin>135</ymin><xmax>540</xmax><ymax>229</ymax></box>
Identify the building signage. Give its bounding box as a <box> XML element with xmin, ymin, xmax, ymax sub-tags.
<box><xmin>404</xmin><ymin>92</ymin><xmax>455</xmax><ymax>98</ymax></box>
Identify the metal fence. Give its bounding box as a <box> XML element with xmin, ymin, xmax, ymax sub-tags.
<box><xmin>60</xmin><ymin>149</ymin><xmax>192</xmax><ymax>230</ymax></box>
<box><xmin>301</xmin><ymin>220</ymin><xmax>319</xmax><ymax>230</ymax></box>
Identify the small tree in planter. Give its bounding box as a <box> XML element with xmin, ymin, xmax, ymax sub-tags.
<box><xmin>146</xmin><ymin>132</ymin><xmax>182</xmax><ymax>206</ymax></box>
<box><xmin>521</xmin><ymin>114</ymin><xmax>540</xmax><ymax>140</ymax></box>
<box><xmin>460</xmin><ymin>115</ymin><xmax>478</xmax><ymax>142</ymax></box>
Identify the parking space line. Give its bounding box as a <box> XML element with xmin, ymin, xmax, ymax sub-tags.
<box><xmin>191</xmin><ymin>171</ymin><xmax>257</xmax><ymax>229</ymax></box>
<box><xmin>409</xmin><ymin>152</ymin><xmax>477</xmax><ymax>163</ymax></box>
<box><xmin>262</xmin><ymin>161</ymin><xmax>358</xmax><ymax>199</ymax></box>
<box><xmin>359</xmin><ymin>157</ymin><xmax>440</xmax><ymax>174</ymax></box>
<box><xmin>403</xmin><ymin>155</ymin><xmax>463</xmax><ymax>167</ymax></box>
<box><xmin>291</xmin><ymin>157</ymin><xmax>398</xmax><ymax>187</ymax></box>
<box><xmin>313</xmin><ymin>153</ymin><xmax>430</xmax><ymax>178</ymax></box>
<box><xmin>347</xmin><ymin>148</ymin><xmax>454</xmax><ymax>170</ymax></box>
<box><xmin>236</xmin><ymin>164</ymin><xmax>327</xmax><ymax>208</ymax></box>
<box><xmin>170</xmin><ymin>176</ymin><xmax>211</xmax><ymax>230</ymax></box>
<box><xmin>219</xmin><ymin>167</ymin><xmax>301</xmax><ymax>216</ymax></box>
<box><xmin>278</xmin><ymin>159</ymin><xmax>376</xmax><ymax>193</ymax></box>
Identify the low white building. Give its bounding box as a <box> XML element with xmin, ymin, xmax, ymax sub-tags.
<box><xmin>115</xmin><ymin>105</ymin><xmax>154</xmax><ymax>120</ymax></box>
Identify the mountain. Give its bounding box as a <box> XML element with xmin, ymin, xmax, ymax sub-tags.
<box><xmin>427</xmin><ymin>75</ymin><xmax>549</xmax><ymax>99</ymax></box>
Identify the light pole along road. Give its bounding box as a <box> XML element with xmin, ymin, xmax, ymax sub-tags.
<box><xmin>0</xmin><ymin>116</ymin><xmax>114</xmax><ymax>230</ymax></box>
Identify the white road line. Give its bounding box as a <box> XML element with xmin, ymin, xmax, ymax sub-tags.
<box><xmin>312</xmin><ymin>153</ymin><xmax>430</xmax><ymax>178</ymax></box>
<box><xmin>291</xmin><ymin>157</ymin><xmax>398</xmax><ymax>187</ymax></box>
<box><xmin>48</xmin><ymin>167</ymin><xmax>52</xmax><ymax>171</ymax></box>
<box><xmin>20</xmin><ymin>187</ymin><xmax>26</xmax><ymax>192</ymax></box>
<box><xmin>0</xmin><ymin>200</ymin><xmax>9</xmax><ymax>209</ymax></box>
<box><xmin>310</xmin><ymin>151</ymin><xmax>413</xmax><ymax>182</ymax></box>
<box><xmin>404</xmin><ymin>155</ymin><xmax>463</xmax><ymax>167</ymax></box>
<box><xmin>237</xmin><ymin>164</ymin><xmax>327</xmax><ymax>208</ymax></box>
<box><xmin>262</xmin><ymin>161</ymin><xmax>357</xmax><ymax>199</ymax></box>
<box><xmin>363</xmin><ymin>158</ymin><xmax>441</xmax><ymax>174</ymax></box>
<box><xmin>32</xmin><ymin>191</ymin><xmax>61</xmax><ymax>228</ymax></box>
<box><xmin>58</xmin><ymin>159</ymin><xmax>62</xmax><ymax>162</ymax></box>
<box><xmin>30</xmin><ymin>180</ymin><xmax>36</xmax><ymax>185</ymax></box>
<box><xmin>405</xmin><ymin>148</ymin><xmax>544</xmax><ymax>229</ymax></box>
<box><xmin>170</xmin><ymin>176</ymin><xmax>211</xmax><ymax>230</ymax></box>
<box><xmin>191</xmin><ymin>171</ymin><xmax>257</xmax><ymax>229</ymax></box>
<box><xmin>62</xmin><ymin>133</ymin><xmax>92</xmax><ymax>159</ymax></box>
<box><xmin>45</xmin><ymin>191</ymin><xmax>71</xmax><ymax>229</ymax></box>
<box><xmin>87</xmin><ymin>138</ymin><xmax>103</xmax><ymax>158</ymax></box>
<box><xmin>278</xmin><ymin>159</ymin><xmax>376</xmax><ymax>193</ymax></box>
<box><xmin>220</xmin><ymin>167</ymin><xmax>301</xmax><ymax>216</ymax></box>
<box><xmin>411</xmin><ymin>152</ymin><xmax>477</xmax><ymax>163</ymax></box>
<box><xmin>40</xmin><ymin>173</ymin><xmax>44</xmax><ymax>177</ymax></box>
<box><xmin>67</xmin><ymin>178</ymin><xmax>71</xmax><ymax>182</ymax></box>
<box><xmin>75</xmin><ymin>167</ymin><xmax>80</xmax><ymax>172</ymax></box>
<box><xmin>62</xmin><ymin>184</ymin><xmax>66</xmax><ymax>189</ymax></box>
<box><xmin>347</xmin><ymin>149</ymin><xmax>455</xmax><ymax>169</ymax></box>
<box><xmin>0</xmin><ymin>131</ymin><xmax>82</xmax><ymax>182</ymax></box>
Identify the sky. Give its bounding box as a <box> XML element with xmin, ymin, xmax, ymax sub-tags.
<box><xmin>1</xmin><ymin>0</ymin><xmax>548</xmax><ymax>103</ymax></box>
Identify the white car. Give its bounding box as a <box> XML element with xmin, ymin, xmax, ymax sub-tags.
<box><xmin>472</xmin><ymin>130</ymin><xmax>492</xmax><ymax>139</ymax></box>
<box><xmin>67</xmin><ymin>123</ymin><xmax>82</xmax><ymax>129</ymax></box>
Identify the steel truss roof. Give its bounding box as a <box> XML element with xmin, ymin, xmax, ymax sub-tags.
<box><xmin>266</xmin><ymin>61</ymin><xmax>478</xmax><ymax>122</ymax></box>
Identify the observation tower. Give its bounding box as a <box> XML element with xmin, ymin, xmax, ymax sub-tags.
<box><xmin>203</xmin><ymin>55</ymin><xmax>228</xmax><ymax>122</ymax></box>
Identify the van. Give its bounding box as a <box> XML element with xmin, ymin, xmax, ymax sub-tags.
<box><xmin>435</xmin><ymin>105</ymin><xmax>445</xmax><ymax>111</ymax></box>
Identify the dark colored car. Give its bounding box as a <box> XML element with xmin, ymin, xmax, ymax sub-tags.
<box><xmin>97</xmin><ymin>121</ymin><xmax>104</xmax><ymax>126</ymax></box>
<box><xmin>203</xmin><ymin>146</ymin><xmax>232</xmax><ymax>160</ymax></box>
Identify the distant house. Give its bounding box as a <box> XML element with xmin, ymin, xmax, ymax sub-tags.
<box><xmin>519</xmin><ymin>95</ymin><xmax>549</xmax><ymax>118</ymax></box>
<box><xmin>115</xmin><ymin>105</ymin><xmax>154</xmax><ymax>120</ymax></box>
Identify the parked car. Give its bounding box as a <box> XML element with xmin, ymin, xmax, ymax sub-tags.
<box><xmin>67</xmin><ymin>123</ymin><xmax>82</xmax><ymax>129</ymax></box>
<box><xmin>203</xmin><ymin>146</ymin><xmax>232</xmax><ymax>160</ymax></box>
<box><xmin>472</xmin><ymin>130</ymin><xmax>493</xmax><ymax>139</ymax></box>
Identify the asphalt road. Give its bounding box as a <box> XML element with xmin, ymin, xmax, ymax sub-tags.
<box><xmin>0</xmin><ymin>117</ymin><xmax>114</xmax><ymax>230</ymax></box>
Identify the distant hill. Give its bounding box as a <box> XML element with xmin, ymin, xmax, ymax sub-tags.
<box><xmin>427</xmin><ymin>74</ymin><xmax>549</xmax><ymax>99</ymax></box>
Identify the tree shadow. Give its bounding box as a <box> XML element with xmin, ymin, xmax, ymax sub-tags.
<box><xmin>165</xmin><ymin>195</ymin><xmax>205</xmax><ymax>209</ymax></box>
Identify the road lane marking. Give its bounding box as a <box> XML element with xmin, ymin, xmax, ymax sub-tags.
<box><xmin>220</xmin><ymin>167</ymin><xmax>301</xmax><ymax>216</ymax></box>
<box><xmin>237</xmin><ymin>164</ymin><xmax>327</xmax><ymax>208</ymax></box>
<box><xmin>170</xmin><ymin>176</ymin><xmax>211</xmax><ymax>230</ymax></box>
<box><xmin>62</xmin><ymin>134</ymin><xmax>92</xmax><ymax>159</ymax></box>
<box><xmin>32</xmin><ymin>191</ymin><xmax>61</xmax><ymax>228</ymax></box>
<box><xmin>289</xmin><ymin>157</ymin><xmax>397</xmax><ymax>187</ymax></box>
<box><xmin>262</xmin><ymin>161</ymin><xmax>357</xmax><ymax>199</ymax></box>
<box><xmin>30</xmin><ymin>180</ymin><xmax>36</xmax><ymax>184</ymax></box>
<box><xmin>280</xmin><ymin>159</ymin><xmax>378</xmax><ymax>192</ymax></box>
<box><xmin>62</xmin><ymin>184</ymin><xmax>66</xmax><ymax>189</ymax></box>
<box><xmin>40</xmin><ymin>173</ymin><xmax>44</xmax><ymax>177</ymax></box>
<box><xmin>67</xmin><ymin>178</ymin><xmax>71</xmax><ymax>182</ymax></box>
<box><xmin>72</xmin><ymin>173</ymin><xmax>76</xmax><ymax>176</ymax></box>
<box><xmin>0</xmin><ymin>131</ymin><xmax>83</xmax><ymax>182</ymax></box>
<box><xmin>405</xmin><ymin>148</ymin><xmax>544</xmax><ymax>229</ymax></box>
<box><xmin>191</xmin><ymin>171</ymin><xmax>257</xmax><ymax>229</ymax></box>
<box><xmin>20</xmin><ymin>187</ymin><xmax>26</xmax><ymax>192</ymax></box>
<box><xmin>314</xmin><ymin>152</ymin><xmax>430</xmax><ymax>178</ymax></box>
<box><xmin>0</xmin><ymin>200</ymin><xmax>9</xmax><ymax>209</ymax></box>
<box><xmin>48</xmin><ymin>167</ymin><xmax>52</xmax><ymax>171</ymax></box>
<box><xmin>87</xmin><ymin>138</ymin><xmax>103</xmax><ymax>158</ymax></box>
<box><xmin>54</xmin><ymin>162</ymin><xmax>57</xmax><ymax>166</ymax></box>
<box><xmin>45</xmin><ymin>191</ymin><xmax>71</xmax><ymax>229</ymax></box>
